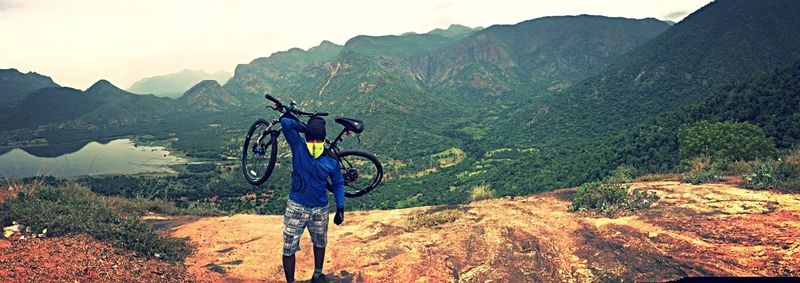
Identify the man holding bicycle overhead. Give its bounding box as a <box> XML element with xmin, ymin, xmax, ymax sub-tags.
<box><xmin>279</xmin><ymin>112</ymin><xmax>345</xmax><ymax>283</ymax></box>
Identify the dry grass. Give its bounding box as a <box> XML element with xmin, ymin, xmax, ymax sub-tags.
<box><xmin>634</xmin><ymin>173</ymin><xmax>682</xmax><ymax>182</ymax></box>
<box><xmin>407</xmin><ymin>209</ymin><xmax>464</xmax><ymax>229</ymax></box>
<box><xmin>470</xmin><ymin>184</ymin><xmax>495</xmax><ymax>202</ymax></box>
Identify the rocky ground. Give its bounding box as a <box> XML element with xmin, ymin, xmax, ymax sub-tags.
<box><xmin>0</xmin><ymin>234</ymin><xmax>187</xmax><ymax>282</ymax></box>
<box><xmin>2</xmin><ymin>180</ymin><xmax>799</xmax><ymax>282</ymax></box>
<box><xmin>171</xmin><ymin>181</ymin><xmax>800</xmax><ymax>282</ymax></box>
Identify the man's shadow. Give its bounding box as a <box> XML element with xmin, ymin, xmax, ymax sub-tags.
<box><xmin>297</xmin><ymin>270</ymin><xmax>361</xmax><ymax>282</ymax></box>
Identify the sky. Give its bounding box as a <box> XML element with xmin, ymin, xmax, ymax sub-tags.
<box><xmin>0</xmin><ymin>0</ymin><xmax>713</xmax><ymax>89</ymax></box>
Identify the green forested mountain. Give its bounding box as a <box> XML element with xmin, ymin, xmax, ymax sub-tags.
<box><xmin>0</xmin><ymin>80</ymin><xmax>186</xmax><ymax>144</ymax></box>
<box><xmin>478</xmin><ymin>0</ymin><xmax>800</xmax><ymax>196</ymax></box>
<box><xmin>414</xmin><ymin>16</ymin><xmax>669</xmax><ymax>102</ymax></box>
<box><xmin>427</xmin><ymin>24</ymin><xmax>482</xmax><ymax>39</ymax></box>
<box><xmin>612</xmin><ymin>59</ymin><xmax>800</xmax><ymax>173</ymax></box>
<box><xmin>516</xmin><ymin>0</ymin><xmax>800</xmax><ymax>144</ymax></box>
<box><xmin>221</xmin><ymin>16</ymin><xmax>669</xmax><ymax>159</ymax></box>
<box><xmin>127</xmin><ymin>69</ymin><xmax>232</xmax><ymax>98</ymax></box>
<box><xmin>224</xmin><ymin>40</ymin><xmax>344</xmax><ymax>99</ymax></box>
<box><xmin>1</xmin><ymin>87</ymin><xmax>99</xmax><ymax>131</ymax></box>
<box><xmin>180</xmin><ymin>80</ymin><xmax>241</xmax><ymax>111</ymax></box>
<box><xmin>0</xmin><ymin>69</ymin><xmax>60</xmax><ymax>116</ymax></box>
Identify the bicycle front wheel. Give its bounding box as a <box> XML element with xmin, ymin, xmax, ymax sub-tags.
<box><xmin>242</xmin><ymin>119</ymin><xmax>279</xmax><ymax>185</ymax></box>
<box><xmin>336</xmin><ymin>150</ymin><xmax>383</xmax><ymax>197</ymax></box>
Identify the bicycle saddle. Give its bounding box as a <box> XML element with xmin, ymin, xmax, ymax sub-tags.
<box><xmin>335</xmin><ymin>117</ymin><xmax>364</xmax><ymax>134</ymax></box>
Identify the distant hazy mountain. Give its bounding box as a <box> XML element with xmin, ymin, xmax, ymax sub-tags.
<box><xmin>0</xmin><ymin>69</ymin><xmax>59</xmax><ymax>116</ymax></box>
<box><xmin>127</xmin><ymin>69</ymin><xmax>232</xmax><ymax>98</ymax></box>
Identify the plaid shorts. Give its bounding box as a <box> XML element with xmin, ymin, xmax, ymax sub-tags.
<box><xmin>282</xmin><ymin>199</ymin><xmax>329</xmax><ymax>256</ymax></box>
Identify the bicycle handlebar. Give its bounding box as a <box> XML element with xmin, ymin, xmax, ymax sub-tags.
<box><xmin>264</xmin><ymin>93</ymin><xmax>328</xmax><ymax>117</ymax></box>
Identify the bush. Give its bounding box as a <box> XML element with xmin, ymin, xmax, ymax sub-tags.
<box><xmin>679</xmin><ymin>156</ymin><xmax>725</xmax><ymax>184</ymax></box>
<box><xmin>0</xmin><ymin>184</ymin><xmax>192</xmax><ymax>262</ymax></box>
<box><xmin>743</xmin><ymin>160</ymin><xmax>777</xmax><ymax>190</ymax></box>
<box><xmin>776</xmin><ymin>157</ymin><xmax>800</xmax><ymax>193</ymax></box>
<box><xmin>744</xmin><ymin>151</ymin><xmax>800</xmax><ymax>192</ymax></box>
<box><xmin>569</xmin><ymin>166</ymin><xmax>659</xmax><ymax>215</ymax></box>
<box><xmin>726</xmin><ymin>160</ymin><xmax>756</xmax><ymax>176</ymax></box>
<box><xmin>469</xmin><ymin>184</ymin><xmax>494</xmax><ymax>202</ymax></box>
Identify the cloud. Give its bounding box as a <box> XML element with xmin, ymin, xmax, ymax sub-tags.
<box><xmin>0</xmin><ymin>0</ymin><xmax>18</xmax><ymax>11</ymax></box>
<box><xmin>663</xmin><ymin>10</ymin><xmax>689</xmax><ymax>21</ymax></box>
<box><xmin>433</xmin><ymin>1</ymin><xmax>454</xmax><ymax>12</ymax></box>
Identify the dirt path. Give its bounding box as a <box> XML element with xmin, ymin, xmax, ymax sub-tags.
<box><xmin>171</xmin><ymin>181</ymin><xmax>800</xmax><ymax>282</ymax></box>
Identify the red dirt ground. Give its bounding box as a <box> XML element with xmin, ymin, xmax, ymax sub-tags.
<box><xmin>0</xmin><ymin>234</ymin><xmax>188</xmax><ymax>282</ymax></box>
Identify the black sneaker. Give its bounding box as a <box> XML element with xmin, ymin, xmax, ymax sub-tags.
<box><xmin>311</xmin><ymin>273</ymin><xmax>327</xmax><ymax>283</ymax></box>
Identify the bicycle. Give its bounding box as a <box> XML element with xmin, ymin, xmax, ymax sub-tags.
<box><xmin>242</xmin><ymin>94</ymin><xmax>383</xmax><ymax>197</ymax></box>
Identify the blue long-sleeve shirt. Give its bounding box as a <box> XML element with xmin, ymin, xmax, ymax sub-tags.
<box><xmin>281</xmin><ymin>118</ymin><xmax>345</xmax><ymax>209</ymax></box>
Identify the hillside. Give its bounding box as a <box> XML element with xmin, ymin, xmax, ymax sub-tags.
<box><xmin>128</xmin><ymin>69</ymin><xmax>232</xmax><ymax>99</ymax></box>
<box><xmin>223</xmin><ymin>16</ymin><xmax>669</xmax><ymax>160</ymax></box>
<box><xmin>519</xmin><ymin>0</ymin><xmax>800</xmax><ymax>143</ymax></box>
<box><xmin>477</xmin><ymin>0</ymin><xmax>800</xmax><ymax>195</ymax></box>
<box><xmin>0</xmin><ymin>69</ymin><xmax>59</xmax><ymax>117</ymax></box>
<box><xmin>180</xmin><ymin>80</ymin><xmax>241</xmax><ymax>112</ymax></box>
<box><xmin>166</xmin><ymin>181</ymin><xmax>800</xmax><ymax>281</ymax></box>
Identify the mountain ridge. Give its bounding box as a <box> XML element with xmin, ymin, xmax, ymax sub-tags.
<box><xmin>0</xmin><ymin>69</ymin><xmax>60</xmax><ymax>117</ymax></box>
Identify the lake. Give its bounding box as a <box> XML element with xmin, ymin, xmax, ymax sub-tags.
<box><xmin>0</xmin><ymin>138</ymin><xmax>187</xmax><ymax>179</ymax></box>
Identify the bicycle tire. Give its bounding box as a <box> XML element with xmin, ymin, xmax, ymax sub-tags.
<box><xmin>242</xmin><ymin>119</ymin><xmax>279</xmax><ymax>185</ymax></box>
<box><xmin>336</xmin><ymin>149</ymin><xmax>383</xmax><ymax>197</ymax></box>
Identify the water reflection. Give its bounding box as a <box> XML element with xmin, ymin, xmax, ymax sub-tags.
<box><xmin>0</xmin><ymin>139</ymin><xmax>186</xmax><ymax>178</ymax></box>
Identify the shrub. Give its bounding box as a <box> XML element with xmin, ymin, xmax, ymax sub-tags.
<box><xmin>743</xmin><ymin>160</ymin><xmax>777</xmax><ymax>190</ymax></box>
<box><xmin>726</xmin><ymin>160</ymin><xmax>756</xmax><ymax>176</ymax></box>
<box><xmin>776</xmin><ymin>153</ymin><xmax>800</xmax><ymax>193</ymax></box>
<box><xmin>743</xmin><ymin>151</ymin><xmax>800</xmax><ymax>192</ymax></box>
<box><xmin>686</xmin><ymin>155</ymin><xmax>714</xmax><ymax>175</ymax></box>
<box><xmin>469</xmin><ymin>184</ymin><xmax>494</xmax><ymax>202</ymax></box>
<box><xmin>569</xmin><ymin>166</ymin><xmax>659</xmax><ymax>215</ymax></box>
<box><xmin>0</xmin><ymin>184</ymin><xmax>192</xmax><ymax>262</ymax></box>
<box><xmin>407</xmin><ymin>209</ymin><xmax>463</xmax><ymax>228</ymax></box>
<box><xmin>679</xmin><ymin>155</ymin><xmax>725</xmax><ymax>184</ymax></box>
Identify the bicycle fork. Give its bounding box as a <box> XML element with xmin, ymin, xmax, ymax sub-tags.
<box><xmin>253</xmin><ymin>122</ymin><xmax>279</xmax><ymax>155</ymax></box>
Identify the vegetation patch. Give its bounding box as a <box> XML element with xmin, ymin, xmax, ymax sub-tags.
<box><xmin>634</xmin><ymin>173</ymin><xmax>682</xmax><ymax>182</ymax></box>
<box><xmin>743</xmin><ymin>150</ymin><xmax>800</xmax><ymax>192</ymax></box>
<box><xmin>678</xmin><ymin>120</ymin><xmax>777</xmax><ymax>165</ymax></box>
<box><xmin>407</xmin><ymin>209</ymin><xmax>464</xmax><ymax>229</ymax></box>
<box><xmin>0</xmin><ymin>183</ymin><xmax>195</xmax><ymax>262</ymax></box>
<box><xmin>681</xmin><ymin>156</ymin><xmax>725</xmax><ymax>184</ymax></box>
<box><xmin>569</xmin><ymin>166</ymin><xmax>659</xmax><ymax>216</ymax></box>
<box><xmin>470</xmin><ymin>184</ymin><xmax>495</xmax><ymax>202</ymax></box>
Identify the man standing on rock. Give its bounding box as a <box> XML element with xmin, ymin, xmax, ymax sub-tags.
<box><xmin>280</xmin><ymin>113</ymin><xmax>345</xmax><ymax>283</ymax></box>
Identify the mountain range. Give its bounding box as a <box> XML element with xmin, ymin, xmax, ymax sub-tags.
<box><xmin>2</xmin><ymin>0</ymin><xmax>800</xmax><ymax>210</ymax></box>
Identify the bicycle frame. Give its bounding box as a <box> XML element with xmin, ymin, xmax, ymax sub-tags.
<box><xmin>253</xmin><ymin>112</ymin><xmax>350</xmax><ymax>161</ymax></box>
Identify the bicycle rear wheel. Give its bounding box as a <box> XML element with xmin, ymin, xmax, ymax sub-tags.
<box><xmin>242</xmin><ymin>119</ymin><xmax>279</xmax><ymax>185</ymax></box>
<box><xmin>336</xmin><ymin>150</ymin><xmax>383</xmax><ymax>197</ymax></box>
